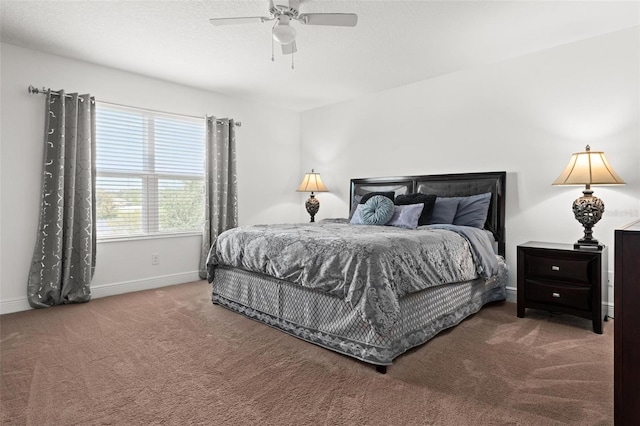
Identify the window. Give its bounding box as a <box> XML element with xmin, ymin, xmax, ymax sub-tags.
<box><xmin>96</xmin><ymin>103</ymin><xmax>205</xmax><ymax>239</ymax></box>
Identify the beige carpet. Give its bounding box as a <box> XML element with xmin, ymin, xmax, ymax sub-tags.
<box><xmin>1</xmin><ymin>281</ymin><xmax>613</xmax><ymax>425</ymax></box>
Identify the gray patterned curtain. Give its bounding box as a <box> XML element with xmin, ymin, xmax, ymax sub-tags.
<box><xmin>199</xmin><ymin>116</ymin><xmax>238</xmax><ymax>279</ymax></box>
<box><xmin>28</xmin><ymin>90</ymin><xmax>96</xmax><ymax>308</ymax></box>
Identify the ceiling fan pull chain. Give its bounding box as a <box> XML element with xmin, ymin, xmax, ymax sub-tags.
<box><xmin>291</xmin><ymin>51</ymin><xmax>294</xmax><ymax>70</ymax></box>
<box><xmin>271</xmin><ymin>37</ymin><xmax>275</xmax><ymax>62</ymax></box>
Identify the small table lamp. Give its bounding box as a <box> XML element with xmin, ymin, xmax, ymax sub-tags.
<box><xmin>552</xmin><ymin>145</ymin><xmax>625</xmax><ymax>249</ymax></box>
<box><xmin>297</xmin><ymin>169</ymin><xmax>329</xmax><ymax>222</ymax></box>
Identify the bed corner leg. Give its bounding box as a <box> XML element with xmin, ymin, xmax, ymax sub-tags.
<box><xmin>375</xmin><ymin>365</ymin><xmax>387</xmax><ymax>374</ymax></box>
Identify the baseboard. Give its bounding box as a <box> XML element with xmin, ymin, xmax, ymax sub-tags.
<box><xmin>0</xmin><ymin>271</ymin><xmax>201</xmax><ymax>315</ymax></box>
<box><xmin>603</xmin><ymin>301</ymin><xmax>614</xmax><ymax>319</ymax></box>
<box><xmin>0</xmin><ymin>297</ymin><xmax>31</xmax><ymax>315</ymax></box>
<box><xmin>91</xmin><ymin>271</ymin><xmax>201</xmax><ymax>299</ymax></box>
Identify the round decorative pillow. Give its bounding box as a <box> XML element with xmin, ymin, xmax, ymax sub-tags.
<box><xmin>360</xmin><ymin>195</ymin><xmax>395</xmax><ymax>225</ymax></box>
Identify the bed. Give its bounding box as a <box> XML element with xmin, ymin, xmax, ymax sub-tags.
<box><xmin>207</xmin><ymin>171</ymin><xmax>507</xmax><ymax>373</ymax></box>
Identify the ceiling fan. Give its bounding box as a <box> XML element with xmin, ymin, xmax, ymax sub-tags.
<box><xmin>209</xmin><ymin>0</ymin><xmax>358</xmax><ymax>58</ymax></box>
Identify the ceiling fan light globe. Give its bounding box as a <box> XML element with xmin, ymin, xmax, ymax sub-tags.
<box><xmin>272</xmin><ymin>24</ymin><xmax>296</xmax><ymax>44</ymax></box>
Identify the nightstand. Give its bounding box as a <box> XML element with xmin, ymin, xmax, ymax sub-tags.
<box><xmin>517</xmin><ymin>241</ymin><xmax>608</xmax><ymax>334</ymax></box>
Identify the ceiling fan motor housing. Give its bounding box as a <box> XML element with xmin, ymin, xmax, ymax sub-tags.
<box><xmin>271</xmin><ymin>1</ymin><xmax>299</xmax><ymax>16</ymax></box>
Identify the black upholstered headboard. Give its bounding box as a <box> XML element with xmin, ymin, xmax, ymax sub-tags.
<box><xmin>349</xmin><ymin>171</ymin><xmax>506</xmax><ymax>257</ymax></box>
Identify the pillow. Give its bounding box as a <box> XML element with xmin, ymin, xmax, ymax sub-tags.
<box><xmin>395</xmin><ymin>193</ymin><xmax>436</xmax><ymax>226</ymax></box>
<box><xmin>348</xmin><ymin>194</ymin><xmax>363</xmax><ymax>220</ymax></box>
<box><xmin>453</xmin><ymin>192</ymin><xmax>492</xmax><ymax>228</ymax></box>
<box><xmin>360</xmin><ymin>195</ymin><xmax>395</xmax><ymax>225</ymax></box>
<box><xmin>428</xmin><ymin>197</ymin><xmax>460</xmax><ymax>225</ymax></box>
<box><xmin>349</xmin><ymin>191</ymin><xmax>394</xmax><ymax>220</ymax></box>
<box><xmin>350</xmin><ymin>204</ymin><xmax>364</xmax><ymax>225</ymax></box>
<box><xmin>387</xmin><ymin>203</ymin><xmax>424</xmax><ymax>229</ymax></box>
<box><xmin>360</xmin><ymin>191</ymin><xmax>395</xmax><ymax>205</ymax></box>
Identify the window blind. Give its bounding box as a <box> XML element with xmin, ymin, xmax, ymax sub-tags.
<box><xmin>96</xmin><ymin>103</ymin><xmax>205</xmax><ymax>239</ymax></box>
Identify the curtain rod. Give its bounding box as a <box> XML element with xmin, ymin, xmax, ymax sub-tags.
<box><xmin>27</xmin><ymin>85</ymin><xmax>241</xmax><ymax>127</ymax></box>
<box><xmin>28</xmin><ymin>85</ymin><xmax>92</xmax><ymax>103</ymax></box>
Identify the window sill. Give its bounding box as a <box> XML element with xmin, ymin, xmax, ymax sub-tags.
<box><xmin>97</xmin><ymin>232</ymin><xmax>201</xmax><ymax>244</ymax></box>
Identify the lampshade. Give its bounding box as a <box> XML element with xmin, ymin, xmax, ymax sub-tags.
<box><xmin>272</xmin><ymin>22</ymin><xmax>296</xmax><ymax>45</ymax></box>
<box><xmin>552</xmin><ymin>145</ymin><xmax>625</xmax><ymax>186</ymax></box>
<box><xmin>297</xmin><ymin>170</ymin><xmax>328</xmax><ymax>193</ymax></box>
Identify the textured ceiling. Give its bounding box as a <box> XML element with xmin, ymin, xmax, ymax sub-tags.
<box><xmin>1</xmin><ymin>1</ymin><xmax>638</xmax><ymax>111</ymax></box>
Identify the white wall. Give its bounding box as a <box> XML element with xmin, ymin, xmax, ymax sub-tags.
<box><xmin>300</xmin><ymin>27</ymin><xmax>640</xmax><ymax>309</ymax></box>
<box><xmin>1</xmin><ymin>43</ymin><xmax>301</xmax><ymax>313</ymax></box>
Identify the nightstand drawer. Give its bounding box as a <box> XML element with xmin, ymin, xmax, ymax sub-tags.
<box><xmin>524</xmin><ymin>253</ymin><xmax>592</xmax><ymax>285</ymax></box>
<box><xmin>524</xmin><ymin>280</ymin><xmax>591</xmax><ymax>312</ymax></box>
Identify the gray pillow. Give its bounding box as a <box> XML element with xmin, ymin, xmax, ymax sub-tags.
<box><xmin>360</xmin><ymin>195</ymin><xmax>395</xmax><ymax>225</ymax></box>
<box><xmin>350</xmin><ymin>204</ymin><xmax>364</xmax><ymax>225</ymax></box>
<box><xmin>348</xmin><ymin>195</ymin><xmax>363</xmax><ymax>220</ymax></box>
<box><xmin>453</xmin><ymin>193</ymin><xmax>492</xmax><ymax>228</ymax></box>
<box><xmin>387</xmin><ymin>203</ymin><xmax>424</xmax><ymax>229</ymax></box>
<box><xmin>428</xmin><ymin>197</ymin><xmax>460</xmax><ymax>225</ymax></box>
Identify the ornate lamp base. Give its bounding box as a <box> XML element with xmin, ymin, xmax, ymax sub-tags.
<box><xmin>572</xmin><ymin>189</ymin><xmax>605</xmax><ymax>250</ymax></box>
<box><xmin>305</xmin><ymin>193</ymin><xmax>320</xmax><ymax>223</ymax></box>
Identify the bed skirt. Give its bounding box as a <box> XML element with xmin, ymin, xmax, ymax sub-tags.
<box><xmin>211</xmin><ymin>261</ymin><xmax>508</xmax><ymax>366</ymax></box>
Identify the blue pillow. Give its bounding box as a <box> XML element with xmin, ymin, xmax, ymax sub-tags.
<box><xmin>350</xmin><ymin>204</ymin><xmax>364</xmax><ymax>225</ymax></box>
<box><xmin>360</xmin><ymin>195</ymin><xmax>395</xmax><ymax>225</ymax></box>
<box><xmin>387</xmin><ymin>203</ymin><xmax>424</xmax><ymax>229</ymax></box>
<box><xmin>360</xmin><ymin>191</ymin><xmax>395</xmax><ymax>204</ymax></box>
<box><xmin>428</xmin><ymin>197</ymin><xmax>459</xmax><ymax>224</ymax></box>
<box><xmin>453</xmin><ymin>193</ymin><xmax>492</xmax><ymax>228</ymax></box>
<box><xmin>349</xmin><ymin>191</ymin><xmax>394</xmax><ymax>219</ymax></box>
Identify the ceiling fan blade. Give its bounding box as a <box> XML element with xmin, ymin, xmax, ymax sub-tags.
<box><xmin>298</xmin><ymin>13</ymin><xmax>358</xmax><ymax>27</ymax></box>
<box><xmin>209</xmin><ymin>16</ymin><xmax>270</xmax><ymax>26</ymax></box>
<box><xmin>281</xmin><ymin>40</ymin><xmax>297</xmax><ymax>55</ymax></box>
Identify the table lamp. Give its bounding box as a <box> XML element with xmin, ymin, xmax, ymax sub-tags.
<box><xmin>552</xmin><ymin>145</ymin><xmax>625</xmax><ymax>249</ymax></box>
<box><xmin>297</xmin><ymin>169</ymin><xmax>328</xmax><ymax>222</ymax></box>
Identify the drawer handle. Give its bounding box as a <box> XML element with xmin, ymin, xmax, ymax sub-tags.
<box><xmin>551</xmin><ymin>266</ymin><xmax>560</xmax><ymax>271</ymax></box>
<box><xmin>552</xmin><ymin>292</ymin><xmax>561</xmax><ymax>298</ymax></box>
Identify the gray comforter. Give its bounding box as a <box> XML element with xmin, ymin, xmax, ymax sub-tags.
<box><xmin>207</xmin><ymin>221</ymin><xmax>499</xmax><ymax>335</ymax></box>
